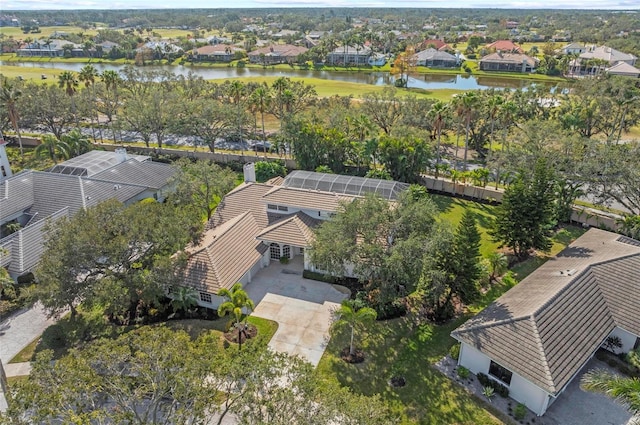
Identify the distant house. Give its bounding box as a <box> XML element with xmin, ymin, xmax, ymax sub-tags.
<box><xmin>561</xmin><ymin>42</ymin><xmax>586</xmax><ymax>55</ymax></box>
<box><xmin>605</xmin><ymin>61</ymin><xmax>640</xmax><ymax>78</ymax></box>
<box><xmin>579</xmin><ymin>45</ymin><xmax>637</xmax><ymax>66</ymax></box>
<box><xmin>97</xmin><ymin>41</ymin><xmax>119</xmax><ymax>54</ymax></box>
<box><xmin>418</xmin><ymin>38</ymin><xmax>452</xmax><ymax>52</ymax></box>
<box><xmin>247</xmin><ymin>44</ymin><xmax>308</xmax><ymax>65</ymax></box>
<box><xmin>206</xmin><ymin>35</ymin><xmax>231</xmax><ymax>45</ymax></box>
<box><xmin>0</xmin><ymin>149</ymin><xmax>175</xmax><ymax>280</ymax></box>
<box><xmin>479</xmin><ymin>52</ymin><xmax>538</xmax><ymax>73</ymax></box>
<box><xmin>452</xmin><ymin>228</ymin><xmax>640</xmax><ymax>416</ymax></box>
<box><xmin>413</xmin><ymin>48</ymin><xmax>458</xmax><ymax>68</ymax></box>
<box><xmin>485</xmin><ymin>39</ymin><xmax>524</xmax><ymax>54</ymax></box>
<box><xmin>193</xmin><ymin>45</ymin><xmax>243</xmax><ymax>62</ymax></box>
<box><xmin>327</xmin><ymin>45</ymin><xmax>372</xmax><ymax>66</ymax></box>
<box><xmin>136</xmin><ymin>41</ymin><xmax>183</xmax><ymax>56</ymax></box>
<box><xmin>16</xmin><ymin>39</ymin><xmax>76</xmax><ymax>57</ymax></box>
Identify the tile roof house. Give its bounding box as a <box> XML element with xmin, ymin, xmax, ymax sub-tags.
<box><xmin>413</xmin><ymin>48</ymin><xmax>459</xmax><ymax>68</ymax></box>
<box><xmin>580</xmin><ymin>45</ymin><xmax>637</xmax><ymax>66</ymax></box>
<box><xmin>418</xmin><ymin>39</ymin><xmax>452</xmax><ymax>52</ymax></box>
<box><xmin>193</xmin><ymin>45</ymin><xmax>244</xmax><ymax>62</ymax></box>
<box><xmin>479</xmin><ymin>52</ymin><xmax>538</xmax><ymax>73</ymax></box>
<box><xmin>0</xmin><ymin>148</ymin><xmax>175</xmax><ymax>279</ymax></box>
<box><xmin>179</xmin><ymin>169</ymin><xmax>409</xmax><ymax>308</ymax></box>
<box><xmin>485</xmin><ymin>39</ymin><xmax>524</xmax><ymax>54</ymax></box>
<box><xmin>452</xmin><ymin>228</ymin><xmax>640</xmax><ymax>416</ymax></box>
<box><xmin>247</xmin><ymin>44</ymin><xmax>308</xmax><ymax>65</ymax></box>
<box><xmin>605</xmin><ymin>61</ymin><xmax>640</xmax><ymax>78</ymax></box>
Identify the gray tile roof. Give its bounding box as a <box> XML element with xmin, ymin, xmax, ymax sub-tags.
<box><xmin>30</xmin><ymin>172</ymin><xmax>145</xmax><ymax>218</ymax></box>
<box><xmin>210</xmin><ymin>183</ymin><xmax>276</xmax><ymax>229</ymax></box>
<box><xmin>0</xmin><ymin>171</ymin><xmax>34</xmax><ymax>222</ymax></box>
<box><xmin>452</xmin><ymin>228</ymin><xmax>640</xmax><ymax>395</ymax></box>
<box><xmin>90</xmin><ymin>159</ymin><xmax>175</xmax><ymax>190</ymax></box>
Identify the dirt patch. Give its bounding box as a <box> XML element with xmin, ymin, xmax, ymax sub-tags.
<box><xmin>223</xmin><ymin>323</ymin><xmax>258</xmax><ymax>345</ymax></box>
<box><xmin>340</xmin><ymin>347</ymin><xmax>365</xmax><ymax>363</ymax></box>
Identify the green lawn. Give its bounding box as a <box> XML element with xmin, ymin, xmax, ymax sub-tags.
<box><xmin>316</xmin><ymin>201</ymin><xmax>586</xmax><ymax>425</ymax></box>
<box><xmin>317</xmin><ymin>316</ymin><xmax>504</xmax><ymax>425</ymax></box>
<box><xmin>430</xmin><ymin>193</ymin><xmax>500</xmax><ymax>257</ymax></box>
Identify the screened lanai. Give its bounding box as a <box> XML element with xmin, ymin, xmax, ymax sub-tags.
<box><xmin>282</xmin><ymin>171</ymin><xmax>409</xmax><ymax>201</ymax></box>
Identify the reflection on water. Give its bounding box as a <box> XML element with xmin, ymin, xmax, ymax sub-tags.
<box><xmin>1</xmin><ymin>60</ymin><xmax>555</xmax><ymax>91</ymax></box>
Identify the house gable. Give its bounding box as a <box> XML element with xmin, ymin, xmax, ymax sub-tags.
<box><xmin>452</xmin><ymin>229</ymin><xmax>640</xmax><ymax>397</ymax></box>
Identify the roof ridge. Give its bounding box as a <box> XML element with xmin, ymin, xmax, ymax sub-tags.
<box><xmin>529</xmin><ymin>317</ymin><xmax>557</xmax><ymax>394</ymax></box>
<box><xmin>453</xmin><ymin>314</ymin><xmax>532</xmax><ymax>334</ymax></box>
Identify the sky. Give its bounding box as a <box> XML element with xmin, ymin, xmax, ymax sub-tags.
<box><xmin>2</xmin><ymin>0</ymin><xmax>640</xmax><ymax>10</ymax></box>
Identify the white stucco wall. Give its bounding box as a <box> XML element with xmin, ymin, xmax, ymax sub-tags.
<box><xmin>458</xmin><ymin>342</ymin><xmax>551</xmax><ymax>416</ymax></box>
<box><xmin>509</xmin><ymin>372</ymin><xmax>550</xmax><ymax>416</ymax></box>
<box><xmin>458</xmin><ymin>343</ymin><xmax>490</xmax><ymax>374</ymax></box>
<box><xmin>607</xmin><ymin>327</ymin><xmax>639</xmax><ymax>353</ymax></box>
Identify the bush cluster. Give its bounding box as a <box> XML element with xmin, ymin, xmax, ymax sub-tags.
<box><xmin>477</xmin><ymin>373</ymin><xmax>509</xmax><ymax>398</ymax></box>
<box><xmin>449</xmin><ymin>343</ymin><xmax>461</xmax><ymax>361</ymax></box>
<box><xmin>514</xmin><ymin>403</ymin><xmax>527</xmax><ymax>420</ymax></box>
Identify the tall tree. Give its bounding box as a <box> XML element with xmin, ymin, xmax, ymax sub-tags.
<box><xmin>249</xmin><ymin>84</ymin><xmax>272</xmax><ymax>151</ymax></box>
<box><xmin>57</xmin><ymin>71</ymin><xmax>79</xmax><ymax>129</ymax></box>
<box><xmin>490</xmin><ymin>158</ymin><xmax>556</xmax><ymax>260</ymax></box>
<box><xmin>34</xmin><ymin>199</ymin><xmax>202</xmax><ymax>322</ymax></box>
<box><xmin>78</xmin><ymin>64</ymin><xmax>100</xmax><ymax>142</ymax></box>
<box><xmin>99</xmin><ymin>70</ymin><xmax>122</xmax><ymax>142</ymax></box>
<box><xmin>170</xmin><ymin>158</ymin><xmax>238</xmax><ymax>221</ymax></box>
<box><xmin>0</xmin><ymin>78</ymin><xmax>24</xmax><ymax>157</ymax></box>
<box><xmin>452</xmin><ymin>91</ymin><xmax>479</xmax><ymax>171</ymax></box>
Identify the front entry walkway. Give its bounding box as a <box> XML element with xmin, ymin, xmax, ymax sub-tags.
<box><xmin>246</xmin><ymin>257</ymin><xmax>349</xmax><ymax>366</ymax></box>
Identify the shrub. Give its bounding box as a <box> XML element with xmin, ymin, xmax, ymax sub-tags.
<box><xmin>457</xmin><ymin>366</ymin><xmax>470</xmax><ymax>379</ymax></box>
<box><xmin>514</xmin><ymin>403</ymin><xmax>527</xmax><ymax>420</ymax></box>
<box><xmin>254</xmin><ymin>161</ymin><xmax>286</xmax><ymax>183</ymax></box>
<box><xmin>450</xmin><ymin>343</ymin><xmax>461</xmax><ymax>361</ymax></box>
<box><xmin>302</xmin><ymin>270</ymin><xmax>336</xmax><ymax>284</ymax></box>
<box><xmin>477</xmin><ymin>372</ymin><xmax>510</xmax><ymax>397</ymax></box>
<box><xmin>482</xmin><ymin>386</ymin><xmax>495</xmax><ymax>400</ymax></box>
<box><xmin>279</xmin><ymin>256</ymin><xmax>289</xmax><ymax>264</ymax></box>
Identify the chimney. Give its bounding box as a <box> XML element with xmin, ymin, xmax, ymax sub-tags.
<box><xmin>114</xmin><ymin>148</ymin><xmax>128</xmax><ymax>164</ymax></box>
<box><xmin>243</xmin><ymin>162</ymin><xmax>256</xmax><ymax>183</ymax></box>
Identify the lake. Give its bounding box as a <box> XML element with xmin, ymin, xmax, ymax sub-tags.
<box><xmin>2</xmin><ymin>60</ymin><xmax>553</xmax><ymax>91</ymax></box>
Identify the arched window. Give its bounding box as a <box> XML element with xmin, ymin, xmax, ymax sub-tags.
<box><xmin>270</xmin><ymin>243</ymin><xmax>281</xmax><ymax>260</ymax></box>
<box><xmin>282</xmin><ymin>245</ymin><xmax>290</xmax><ymax>259</ymax></box>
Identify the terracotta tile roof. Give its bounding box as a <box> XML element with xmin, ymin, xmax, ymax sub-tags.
<box><xmin>262</xmin><ymin>186</ymin><xmax>356</xmax><ymax>212</ymax></box>
<box><xmin>452</xmin><ymin>228</ymin><xmax>640</xmax><ymax>395</ymax></box>
<box><xmin>256</xmin><ymin>212</ymin><xmax>320</xmax><ymax>247</ymax></box>
<box><xmin>182</xmin><ymin>212</ymin><xmax>267</xmax><ymax>294</ymax></box>
<box><xmin>485</xmin><ymin>40</ymin><xmax>524</xmax><ymax>53</ymax></box>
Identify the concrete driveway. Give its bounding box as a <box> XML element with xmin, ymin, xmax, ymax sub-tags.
<box><xmin>541</xmin><ymin>358</ymin><xmax>634</xmax><ymax>425</ymax></box>
<box><xmin>245</xmin><ymin>257</ymin><xmax>349</xmax><ymax>366</ymax></box>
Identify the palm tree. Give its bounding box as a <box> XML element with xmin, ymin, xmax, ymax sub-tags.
<box><xmin>428</xmin><ymin>101</ymin><xmax>449</xmax><ymax>178</ymax></box>
<box><xmin>332</xmin><ymin>300</ymin><xmax>377</xmax><ymax>358</ymax></box>
<box><xmin>59</xmin><ymin>129</ymin><xmax>92</xmax><ymax>158</ymax></box>
<box><xmin>0</xmin><ymin>78</ymin><xmax>24</xmax><ymax>157</ymax></box>
<box><xmin>249</xmin><ymin>84</ymin><xmax>272</xmax><ymax>152</ymax></box>
<box><xmin>35</xmin><ymin>134</ymin><xmax>65</xmax><ymax>163</ymax></box>
<box><xmin>58</xmin><ymin>71</ymin><xmax>79</xmax><ymax>129</ymax></box>
<box><xmin>453</xmin><ymin>91</ymin><xmax>478</xmax><ymax>172</ymax></box>
<box><xmin>581</xmin><ymin>370</ymin><xmax>640</xmax><ymax>422</ymax></box>
<box><xmin>101</xmin><ymin>70</ymin><xmax>121</xmax><ymax>142</ymax></box>
<box><xmin>170</xmin><ymin>286</ymin><xmax>199</xmax><ymax>318</ymax></box>
<box><xmin>486</xmin><ymin>252</ymin><xmax>508</xmax><ymax>283</ymax></box>
<box><xmin>487</xmin><ymin>94</ymin><xmax>504</xmax><ymax>158</ymax></box>
<box><xmin>217</xmin><ymin>282</ymin><xmax>255</xmax><ymax>349</ymax></box>
<box><xmin>227</xmin><ymin>80</ymin><xmax>246</xmax><ymax>153</ymax></box>
<box><xmin>78</xmin><ymin>65</ymin><xmax>99</xmax><ymax>142</ymax></box>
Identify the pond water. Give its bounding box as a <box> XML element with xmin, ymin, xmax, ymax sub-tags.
<box><xmin>2</xmin><ymin>60</ymin><xmax>554</xmax><ymax>91</ymax></box>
